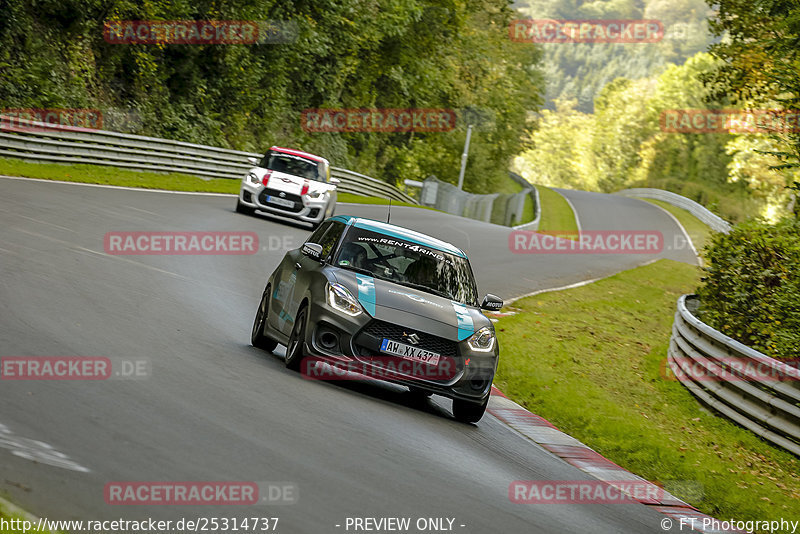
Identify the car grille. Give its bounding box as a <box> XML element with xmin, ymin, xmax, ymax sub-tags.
<box><xmin>360</xmin><ymin>320</ymin><xmax>458</xmax><ymax>358</ymax></box>
<box><xmin>258</xmin><ymin>189</ymin><xmax>303</xmax><ymax>213</ymax></box>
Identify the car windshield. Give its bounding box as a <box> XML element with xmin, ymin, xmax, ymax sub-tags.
<box><xmin>260</xmin><ymin>152</ymin><xmax>323</xmax><ymax>182</ymax></box>
<box><xmin>335</xmin><ymin>226</ymin><xmax>478</xmax><ymax>306</ymax></box>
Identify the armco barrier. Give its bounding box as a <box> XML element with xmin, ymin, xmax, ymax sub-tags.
<box><xmin>0</xmin><ymin>115</ymin><xmax>417</xmax><ymax>204</ymax></box>
<box><xmin>616</xmin><ymin>188</ymin><xmax>731</xmax><ymax>233</ymax></box>
<box><xmin>419</xmin><ymin>174</ymin><xmax>534</xmax><ymax>226</ymax></box>
<box><xmin>668</xmin><ymin>295</ymin><xmax>800</xmax><ymax>456</ymax></box>
<box><xmin>509</xmin><ymin>171</ymin><xmax>539</xmax><ymax>230</ymax></box>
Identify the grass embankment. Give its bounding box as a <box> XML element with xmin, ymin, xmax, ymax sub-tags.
<box><xmin>535</xmin><ymin>185</ymin><xmax>579</xmax><ymax>237</ymax></box>
<box><xmin>644</xmin><ymin>198</ymin><xmax>713</xmax><ymax>256</ymax></box>
<box><xmin>494</xmin><ymin>259</ymin><xmax>800</xmax><ymax>525</ymax></box>
<box><xmin>0</xmin><ymin>505</ymin><xmax>53</xmax><ymax>534</ymax></box>
<box><xmin>0</xmin><ymin>157</ymin><xmax>421</xmax><ymax>207</ymax></box>
<box><xmin>485</xmin><ymin>173</ymin><xmax>536</xmax><ymax>226</ymax></box>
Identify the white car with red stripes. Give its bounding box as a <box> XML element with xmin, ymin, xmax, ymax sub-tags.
<box><xmin>237</xmin><ymin>146</ymin><xmax>339</xmax><ymax>228</ymax></box>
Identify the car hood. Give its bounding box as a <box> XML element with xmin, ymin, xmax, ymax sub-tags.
<box><xmin>332</xmin><ymin>269</ymin><xmax>490</xmax><ymax>342</ymax></box>
<box><xmin>251</xmin><ymin>167</ymin><xmax>335</xmax><ymax>194</ymax></box>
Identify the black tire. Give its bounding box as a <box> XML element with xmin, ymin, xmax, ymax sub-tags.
<box><xmin>251</xmin><ymin>287</ymin><xmax>278</xmax><ymax>352</ymax></box>
<box><xmin>236</xmin><ymin>199</ymin><xmax>255</xmax><ymax>215</ymax></box>
<box><xmin>284</xmin><ymin>306</ymin><xmax>308</xmax><ymax>371</ymax></box>
<box><xmin>452</xmin><ymin>396</ymin><xmax>489</xmax><ymax>424</ymax></box>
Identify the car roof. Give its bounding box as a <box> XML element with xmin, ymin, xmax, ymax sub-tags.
<box><xmin>269</xmin><ymin>146</ymin><xmax>328</xmax><ymax>164</ymax></box>
<box><xmin>331</xmin><ymin>215</ymin><xmax>467</xmax><ymax>258</ymax></box>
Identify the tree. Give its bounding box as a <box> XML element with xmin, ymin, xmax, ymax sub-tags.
<box><xmin>703</xmin><ymin>0</ymin><xmax>800</xmax><ymax>172</ymax></box>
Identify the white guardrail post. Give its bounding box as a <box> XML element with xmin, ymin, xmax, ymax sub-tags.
<box><xmin>0</xmin><ymin>115</ymin><xmax>417</xmax><ymax>204</ymax></box>
<box><xmin>669</xmin><ymin>295</ymin><xmax>800</xmax><ymax>456</ymax></box>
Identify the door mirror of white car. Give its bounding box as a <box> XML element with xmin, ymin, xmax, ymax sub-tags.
<box><xmin>480</xmin><ymin>294</ymin><xmax>503</xmax><ymax>311</ymax></box>
<box><xmin>302</xmin><ymin>242</ymin><xmax>324</xmax><ymax>261</ymax></box>
<box><xmin>247</xmin><ymin>157</ymin><xmax>259</xmax><ymax>166</ymax></box>
<box><xmin>329</xmin><ymin>177</ymin><xmax>341</xmax><ymax>185</ymax></box>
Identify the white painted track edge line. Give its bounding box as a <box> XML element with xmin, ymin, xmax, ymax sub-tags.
<box><xmin>555</xmin><ymin>189</ymin><xmax>582</xmax><ymax>233</ymax></box>
<box><xmin>0</xmin><ymin>495</ymin><xmax>42</xmax><ymax>523</ymax></box>
<box><xmin>641</xmin><ymin>199</ymin><xmax>702</xmax><ymax>266</ymax></box>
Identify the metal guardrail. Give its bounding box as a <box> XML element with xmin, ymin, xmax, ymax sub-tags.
<box><xmin>418</xmin><ymin>174</ymin><xmax>534</xmax><ymax>226</ymax></box>
<box><xmin>669</xmin><ymin>295</ymin><xmax>800</xmax><ymax>456</ymax></box>
<box><xmin>329</xmin><ymin>167</ymin><xmax>417</xmax><ymax>204</ymax></box>
<box><xmin>616</xmin><ymin>188</ymin><xmax>731</xmax><ymax>233</ymax></box>
<box><xmin>508</xmin><ymin>172</ymin><xmax>540</xmax><ymax>230</ymax></box>
<box><xmin>0</xmin><ymin>115</ymin><xmax>417</xmax><ymax>204</ymax></box>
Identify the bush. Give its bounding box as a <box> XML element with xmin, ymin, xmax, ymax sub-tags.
<box><xmin>697</xmin><ymin>218</ymin><xmax>800</xmax><ymax>361</ymax></box>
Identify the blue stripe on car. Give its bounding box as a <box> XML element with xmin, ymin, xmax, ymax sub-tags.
<box><xmin>451</xmin><ymin>301</ymin><xmax>474</xmax><ymax>341</ymax></box>
<box><xmin>356</xmin><ymin>274</ymin><xmax>376</xmax><ymax>317</ymax></box>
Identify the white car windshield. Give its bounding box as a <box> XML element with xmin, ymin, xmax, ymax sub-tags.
<box><xmin>260</xmin><ymin>153</ymin><xmax>323</xmax><ymax>181</ymax></box>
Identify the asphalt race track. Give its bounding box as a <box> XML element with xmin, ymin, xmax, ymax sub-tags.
<box><xmin>1</xmin><ymin>176</ymin><xmax>696</xmax><ymax>533</ymax></box>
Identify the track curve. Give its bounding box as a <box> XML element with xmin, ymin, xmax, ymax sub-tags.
<box><xmin>0</xmin><ymin>177</ymin><xmax>694</xmax><ymax>532</ymax></box>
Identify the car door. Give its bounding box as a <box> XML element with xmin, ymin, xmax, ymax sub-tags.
<box><xmin>270</xmin><ymin>221</ymin><xmax>332</xmax><ymax>335</ymax></box>
<box><xmin>283</xmin><ymin>220</ymin><xmax>347</xmax><ymax>326</ymax></box>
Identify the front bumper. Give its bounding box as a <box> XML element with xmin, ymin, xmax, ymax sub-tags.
<box><xmin>239</xmin><ymin>181</ymin><xmax>330</xmax><ymax>224</ymax></box>
<box><xmin>302</xmin><ymin>301</ymin><xmax>498</xmax><ymax>403</ymax></box>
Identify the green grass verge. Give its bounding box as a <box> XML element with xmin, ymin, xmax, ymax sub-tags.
<box><xmin>519</xmin><ymin>194</ymin><xmax>535</xmax><ymax>226</ymax></box>
<box><xmin>644</xmin><ymin>198</ymin><xmax>713</xmax><ymax>256</ymax></box>
<box><xmin>0</xmin><ymin>505</ymin><xmax>55</xmax><ymax>533</ymax></box>
<box><xmin>0</xmin><ymin>156</ymin><xmax>240</xmax><ymax>194</ymax></box>
<box><xmin>494</xmin><ymin>259</ymin><xmax>800</xmax><ymax>524</ymax></box>
<box><xmin>337</xmin><ymin>193</ymin><xmax>430</xmax><ymax>209</ymax></box>
<box><xmin>536</xmin><ymin>185</ymin><xmax>579</xmax><ymax>237</ymax></box>
<box><xmin>0</xmin><ymin>157</ymin><xmax>424</xmax><ymax>207</ymax></box>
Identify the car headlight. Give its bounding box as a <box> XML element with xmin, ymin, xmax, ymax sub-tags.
<box><xmin>247</xmin><ymin>172</ymin><xmax>260</xmax><ymax>185</ymax></box>
<box><xmin>306</xmin><ymin>189</ymin><xmax>326</xmax><ymax>199</ymax></box>
<box><xmin>326</xmin><ymin>282</ymin><xmax>362</xmax><ymax>316</ymax></box>
<box><xmin>467</xmin><ymin>326</ymin><xmax>495</xmax><ymax>352</ymax></box>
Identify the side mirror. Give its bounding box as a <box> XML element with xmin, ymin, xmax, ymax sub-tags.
<box><xmin>329</xmin><ymin>177</ymin><xmax>341</xmax><ymax>185</ymax></box>
<box><xmin>480</xmin><ymin>294</ymin><xmax>503</xmax><ymax>311</ymax></box>
<box><xmin>301</xmin><ymin>242</ymin><xmax>324</xmax><ymax>261</ymax></box>
<box><xmin>247</xmin><ymin>157</ymin><xmax>259</xmax><ymax>166</ymax></box>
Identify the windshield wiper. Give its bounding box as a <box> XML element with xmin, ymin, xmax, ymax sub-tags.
<box><xmin>339</xmin><ymin>265</ymin><xmax>398</xmax><ymax>286</ymax></box>
<box><xmin>339</xmin><ymin>265</ymin><xmax>453</xmax><ymax>300</ymax></box>
<box><xmin>394</xmin><ymin>280</ymin><xmax>451</xmax><ymax>300</ymax></box>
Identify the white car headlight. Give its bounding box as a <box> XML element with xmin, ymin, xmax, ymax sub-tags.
<box><xmin>326</xmin><ymin>282</ymin><xmax>362</xmax><ymax>316</ymax></box>
<box><xmin>306</xmin><ymin>189</ymin><xmax>326</xmax><ymax>199</ymax></box>
<box><xmin>467</xmin><ymin>326</ymin><xmax>495</xmax><ymax>352</ymax></box>
<box><xmin>247</xmin><ymin>172</ymin><xmax>260</xmax><ymax>185</ymax></box>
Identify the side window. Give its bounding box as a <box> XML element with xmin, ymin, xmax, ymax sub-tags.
<box><xmin>306</xmin><ymin>221</ymin><xmax>332</xmax><ymax>245</ymax></box>
<box><xmin>318</xmin><ymin>221</ymin><xmax>346</xmax><ymax>261</ymax></box>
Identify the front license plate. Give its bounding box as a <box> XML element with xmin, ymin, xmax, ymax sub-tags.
<box><xmin>266</xmin><ymin>195</ymin><xmax>294</xmax><ymax>208</ymax></box>
<box><xmin>380</xmin><ymin>338</ymin><xmax>440</xmax><ymax>366</ymax></box>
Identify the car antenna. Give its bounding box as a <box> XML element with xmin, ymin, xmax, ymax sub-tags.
<box><xmin>386</xmin><ymin>198</ymin><xmax>392</xmax><ymax>224</ymax></box>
